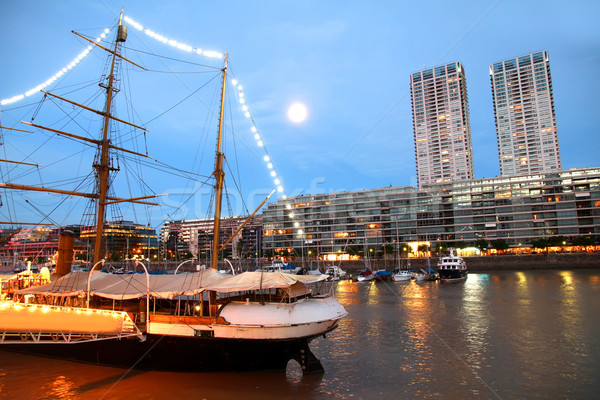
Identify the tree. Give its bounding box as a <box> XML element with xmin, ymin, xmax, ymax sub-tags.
<box><xmin>235</xmin><ymin>237</ymin><xmax>246</xmax><ymax>259</ymax></box>
<box><xmin>220</xmin><ymin>249</ymin><xmax>231</xmax><ymax>260</ymax></box>
<box><xmin>399</xmin><ymin>243</ymin><xmax>410</xmax><ymax>255</ymax></box>
<box><xmin>347</xmin><ymin>245</ymin><xmax>361</xmax><ymax>256</ymax></box>
<box><xmin>571</xmin><ymin>235</ymin><xmax>594</xmax><ymax>247</ymax></box>
<box><xmin>475</xmin><ymin>238</ymin><xmax>489</xmax><ymax>252</ymax></box>
<box><xmin>491</xmin><ymin>239</ymin><xmax>509</xmax><ymax>252</ymax></box>
<box><xmin>417</xmin><ymin>244</ymin><xmax>430</xmax><ymax>256</ymax></box>
<box><xmin>109</xmin><ymin>251</ymin><xmax>121</xmax><ymax>262</ymax></box>
<box><xmin>547</xmin><ymin>235</ymin><xmax>566</xmax><ymax>247</ymax></box>
<box><xmin>263</xmin><ymin>249</ymin><xmax>274</xmax><ymax>259</ymax></box>
<box><xmin>531</xmin><ymin>238</ymin><xmax>548</xmax><ymax>251</ymax></box>
<box><xmin>382</xmin><ymin>244</ymin><xmax>395</xmax><ymax>256</ymax></box>
<box><xmin>306</xmin><ymin>247</ymin><xmax>318</xmax><ymax>258</ymax></box>
<box><xmin>453</xmin><ymin>241</ymin><xmax>468</xmax><ymax>249</ymax></box>
<box><xmin>434</xmin><ymin>242</ymin><xmax>448</xmax><ymax>255</ymax></box>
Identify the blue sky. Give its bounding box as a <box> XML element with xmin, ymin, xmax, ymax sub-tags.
<box><xmin>1</xmin><ymin>1</ymin><xmax>599</xmax><ymax>227</ymax></box>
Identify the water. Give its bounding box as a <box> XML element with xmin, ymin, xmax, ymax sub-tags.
<box><xmin>1</xmin><ymin>269</ymin><xmax>599</xmax><ymax>399</ymax></box>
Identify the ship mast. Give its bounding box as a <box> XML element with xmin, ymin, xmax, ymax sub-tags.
<box><xmin>211</xmin><ymin>54</ymin><xmax>228</xmax><ymax>270</ymax></box>
<box><xmin>93</xmin><ymin>11</ymin><xmax>126</xmax><ymax>265</ymax></box>
<box><xmin>1</xmin><ymin>11</ymin><xmax>159</xmax><ymax>262</ymax></box>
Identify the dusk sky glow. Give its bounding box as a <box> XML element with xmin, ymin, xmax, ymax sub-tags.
<box><xmin>1</xmin><ymin>1</ymin><xmax>599</xmax><ymax>228</ymax></box>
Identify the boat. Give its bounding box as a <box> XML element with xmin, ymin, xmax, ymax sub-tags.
<box><xmin>356</xmin><ymin>269</ymin><xmax>374</xmax><ymax>282</ymax></box>
<box><xmin>373</xmin><ymin>269</ymin><xmax>392</xmax><ymax>281</ymax></box>
<box><xmin>392</xmin><ymin>257</ymin><xmax>413</xmax><ymax>282</ymax></box>
<box><xmin>257</xmin><ymin>260</ymin><xmax>301</xmax><ymax>274</ymax></box>
<box><xmin>324</xmin><ymin>265</ymin><xmax>347</xmax><ymax>281</ymax></box>
<box><xmin>304</xmin><ymin>265</ymin><xmax>322</xmax><ymax>276</ymax></box>
<box><xmin>424</xmin><ymin>267</ymin><xmax>439</xmax><ymax>281</ymax></box>
<box><xmin>414</xmin><ymin>271</ymin><xmax>427</xmax><ymax>281</ymax></box>
<box><xmin>0</xmin><ymin>12</ymin><xmax>346</xmax><ymax>373</ymax></box>
<box><xmin>437</xmin><ymin>250</ymin><xmax>467</xmax><ymax>283</ymax></box>
<box><xmin>392</xmin><ymin>269</ymin><xmax>412</xmax><ymax>282</ymax></box>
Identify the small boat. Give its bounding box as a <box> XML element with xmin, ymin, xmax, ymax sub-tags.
<box><xmin>392</xmin><ymin>270</ymin><xmax>412</xmax><ymax>282</ymax></box>
<box><xmin>437</xmin><ymin>250</ymin><xmax>467</xmax><ymax>283</ymax></box>
<box><xmin>305</xmin><ymin>268</ymin><xmax>322</xmax><ymax>276</ymax></box>
<box><xmin>425</xmin><ymin>270</ymin><xmax>439</xmax><ymax>281</ymax></box>
<box><xmin>324</xmin><ymin>265</ymin><xmax>347</xmax><ymax>281</ymax></box>
<box><xmin>373</xmin><ymin>269</ymin><xmax>392</xmax><ymax>281</ymax></box>
<box><xmin>356</xmin><ymin>269</ymin><xmax>374</xmax><ymax>282</ymax></box>
<box><xmin>257</xmin><ymin>261</ymin><xmax>301</xmax><ymax>274</ymax></box>
<box><xmin>414</xmin><ymin>271</ymin><xmax>427</xmax><ymax>281</ymax></box>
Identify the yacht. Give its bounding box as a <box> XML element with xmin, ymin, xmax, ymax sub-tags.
<box><xmin>437</xmin><ymin>250</ymin><xmax>468</xmax><ymax>283</ymax></box>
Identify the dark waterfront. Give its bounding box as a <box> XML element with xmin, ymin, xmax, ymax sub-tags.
<box><xmin>1</xmin><ymin>269</ymin><xmax>599</xmax><ymax>399</ymax></box>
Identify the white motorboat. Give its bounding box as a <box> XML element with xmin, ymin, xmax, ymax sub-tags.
<box><xmin>324</xmin><ymin>265</ymin><xmax>347</xmax><ymax>281</ymax></box>
<box><xmin>393</xmin><ymin>270</ymin><xmax>412</xmax><ymax>282</ymax></box>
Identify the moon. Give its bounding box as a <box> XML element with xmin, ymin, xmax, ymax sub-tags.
<box><xmin>287</xmin><ymin>102</ymin><xmax>308</xmax><ymax>123</ymax></box>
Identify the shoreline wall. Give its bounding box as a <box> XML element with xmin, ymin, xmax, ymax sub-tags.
<box><xmin>312</xmin><ymin>253</ymin><xmax>600</xmax><ymax>273</ymax></box>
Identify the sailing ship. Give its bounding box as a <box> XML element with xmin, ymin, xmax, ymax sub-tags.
<box><xmin>0</xmin><ymin>12</ymin><xmax>346</xmax><ymax>372</ymax></box>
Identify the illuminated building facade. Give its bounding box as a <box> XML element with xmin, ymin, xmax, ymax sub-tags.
<box><xmin>410</xmin><ymin>62</ymin><xmax>474</xmax><ymax>187</ymax></box>
<box><xmin>490</xmin><ymin>51</ymin><xmax>561</xmax><ymax>176</ymax></box>
<box><xmin>160</xmin><ymin>216</ymin><xmax>262</xmax><ymax>261</ymax></box>
<box><xmin>0</xmin><ymin>226</ymin><xmax>85</xmax><ymax>263</ymax></box>
<box><xmin>0</xmin><ymin>222</ymin><xmax>158</xmax><ymax>264</ymax></box>
<box><xmin>80</xmin><ymin>221</ymin><xmax>158</xmax><ymax>260</ymax></box>
<box><xmin>261</xmin><ymin>168</ymin><xmax>600</xmax><ymax>256</ymax></box>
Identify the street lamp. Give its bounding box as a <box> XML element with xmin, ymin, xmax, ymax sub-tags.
<box><xmin>298</xmin><ymin>229</ymin><xmax>304</xmax><ymax>266</ymax></box>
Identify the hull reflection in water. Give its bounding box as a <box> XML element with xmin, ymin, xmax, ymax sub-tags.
<box><xmin>2</xmin><ymin>334</ymin><xmax>330</xmax><ymax>372</ymax></box>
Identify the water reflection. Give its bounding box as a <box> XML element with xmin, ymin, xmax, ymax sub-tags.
<box><xmin>1</xmin><ymin>270</ymin><xmax>599</xmax><ymax>399</ymax></box>
<box><xmin>45</xmin><ymin>375</ymin><xmax>77</xmax><ymax>399</ymax></box>
<box><xmin>459</xmin><ymin>274</ymin><xmax>491</xmax><ymax>373</ymax></box>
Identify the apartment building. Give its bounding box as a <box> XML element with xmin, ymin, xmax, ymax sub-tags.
<box><xmin>490</xmin><ymin>51</ymin><xmax>561</xmax><ymax>176</ymax></box>
<box><xmin>261</xmin><ymin>168</ymin><xmax>599</xmax><ymax>256</ymax></box>
<box><xmin>410</xmin><ymin>62</ymin><xmax>474</xmax><ymax>187</ymax></box>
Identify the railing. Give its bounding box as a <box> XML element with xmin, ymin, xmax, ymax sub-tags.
<box><xmin>0</xmin><ymin>301</ymin><xmax>143</xmax><ymax>344</ymax></box>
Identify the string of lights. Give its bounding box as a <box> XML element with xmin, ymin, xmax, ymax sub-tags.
<box><xmin>1</xmin><ymin>15</ymin><xmax>300</xmax><ymax>232</ymax></box>
<box><xmin>123</xmin><ymin>15</ymin><xmax>299</xmax><ymax>231</ymax></box>
<box><xmin>123</xmin><ymin>16</ymin><xmax>223</xmax><ymax>60</ymax></box>
<box><xmin>0</xmin><ymin>29</ymin><xmax>111</xmax><ymax>106</ymax></box>
<box><xmin>124</xmin><ymin>17</ymin><xmax>288</xmax><ymax>199</ymax></box>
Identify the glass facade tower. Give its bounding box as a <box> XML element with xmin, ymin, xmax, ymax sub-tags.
<box><xmin>410</xmin><ymin>62</ymin><xmax>474</xmax><ymax>188</ymax></box>
<box><xmin>490</xmin><ymin>51</ymin><xmax>561</xmax><ymax>176</ymax></box>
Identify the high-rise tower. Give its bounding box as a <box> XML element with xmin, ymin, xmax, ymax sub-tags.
<box><xmin>410</xmin><ymin>62</ymin><xmax>474</xmax><ymax>187</ymax></box>
<box><xmin>490</xmin><ymin>51</ymin><xmax>561</xmax><ymax>176</ymax></box>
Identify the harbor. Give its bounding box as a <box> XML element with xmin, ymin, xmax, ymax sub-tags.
<box><xmin>1</xmin><ymin>3</ymin><xmax>599</xmax><ymax>398</ymax></box>
<box><xmin>307</xmin><ymin>252</ymin><xmax>600</xmax><ymax>275</ymax></box>
<box><xmin>1</xmin><ymin>268</ymin><xmax>598</xmax><ymax>399</ymax></box>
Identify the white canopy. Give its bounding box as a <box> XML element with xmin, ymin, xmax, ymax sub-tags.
<box><xmin>203</xmin><ymin>271</ymin><xmax>329</xmax><ymax>293</ymax></box>
<box><xmin>14</xmin><ymin>270</ymin><xmax>329</xmax><ymax>300</ymax></box>
<box><xmin>15</xmin><ymin>269</ymin><xmax>226</xmax><ymax>300</ymax></box>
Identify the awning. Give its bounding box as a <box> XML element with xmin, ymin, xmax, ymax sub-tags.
<box><xmin>14</xmin><ymin>269</ymin><xmax>226</xmax><ymax>300</ymax></box>
<box><xmin>204</xmin><ymin>271</ymin><xmax>328</xmax><ymax>293</ymax></box>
